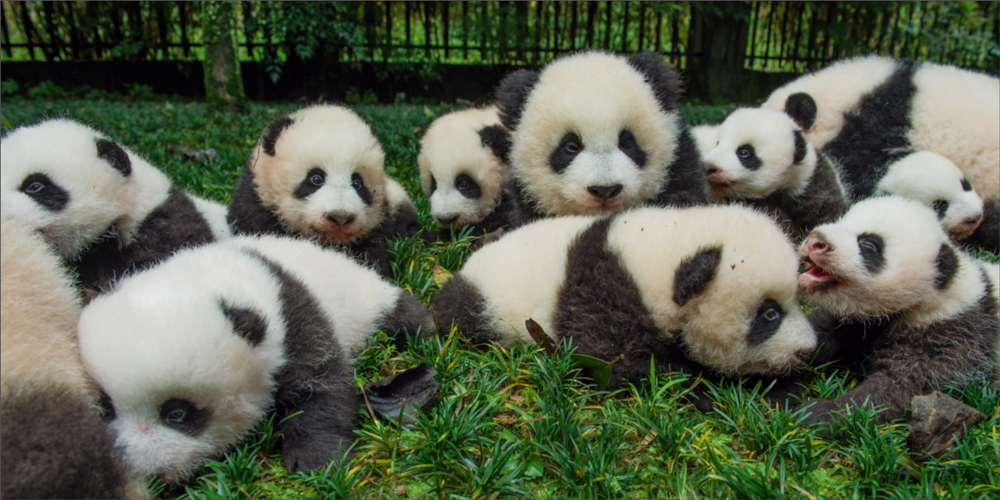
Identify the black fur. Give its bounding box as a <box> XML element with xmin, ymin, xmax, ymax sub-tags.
<box><xmin>387</xmin><ymin>199</ymin><xmax>421</xmax><ymax>238</ymax></box>
<box><xmin>20</xmin><ymin>173</ymin><xmax>69</xmax><ymax>212</ymax></box>
<box><xmin>931</xmin><ymin>199</ymin><xmax>949</xmax><ymax>219</ymax></box>
<box><xmin>800</xmin><ymin>284</ymin><xmax>998</xmax><ymax>425</ymax></box>
<box><xmin>649</xmin><ymin>125</ymin><xmax>711</xmax><ymax>209</ymax></box>
<box><xmin>761</xmin><ymin>152</ymin><xmax>848</xmax><ymax>236</ymax></box>
<box><xmin>479</xmin><ymin>124</ymin><xmax>512</xmax><ymax>165</ymax></box>
<box><xmin>227</xmin><ymin>161</ymin><xmax>394</xmax><ymax>276</ymax></box>
<box><xmin>431</xmin><ymin>273</ymin><xmax>494</xmax><ymax>343</ymax></box>
<box><xmin>934</xmin><ymin>243</ymin><xmax>959</xmax><ymax>290</ymax></box>
<box><xmin>71</xmin><ymin>186</ymin><xmax>215</xmax><ymax>290</ymax></box>
<box><xmin>352</xmin><ymin>173</ymin><xmax>373</xmax><ymax>206</ymax></box>
<box><xmin>966</xmin><ymin>196</ymin><xmax>999</xmax><ymax>254</ymax></box>
<box><xmin>746</xmin><ymin>299</ymin><xmax>785</xmax><ymax>346</ymax></box>
<box><xmin>784</xmin><ymin>93</ymin><xmax>818</xmax><ymax>130</ymax></box>
<box><xmin>494</xmin><ymin>69</ymin><xmax>540</xmax><ymax>131</ymax></box>
<box><xmin>822</xmin><ymin>62</ymin><xmax>916</xmax><ymax>201</ymax></box>
<box><xmin>222</xmin><ymin>304</ymin><xmax>268</xmax><ymax>347</ymax></box>
<box><xmin>455</xmin><ymin>174</ymin><xmax>482</xmax><ymax>200</ymax></box>
<box><xmin>96</xmin><ymin>139</ymin><xmax>132</xmax><ymax>177</ymax></box>
<box><xmin>550</xmin><ymin>132</ymin><xmax>583</xmax><ymax>173</ymax></box>
<box><xmin>618</xmin><ymin>130</ymin><xmax>647</xmax><ymax>168</ymax></box>
<box><xmin>1</xmin><ymin>382</ymin><xmax>132</xmax><ymax>499</ymax></box>
<box><xmin>159</xmin><ymin>398</ymin><xmax>212</xmax><ymax>437</ymax></box>
<box><xmin>736</xmin><ymin>144</ymin><xmax>762</xmax><ymax>170</ymax></box>
<box><xmin>626</xmin><ymin>51</ymin><xmax>683</xmax><ymax>113</ymax></box>
<box><xmin>672</xmin><ymin>247</ymin><xmax>722</xmax><ymax>306</ymax></box>
<box><xmin>253</xmin><ymin>254</ymin><xmax>357</xmax><ymax>473</ymax></box>
<box><xmin>261</xmin><ymin>116</ymin><xmax>295</xmax><ymax>156</ymax></box>
<box><xmin>294</xmin><ymin>168</ymin><xmax>325</xmax><ymax>200</ymax></box>
<box><xmin>377</xmin><ymin>291</ymin><xmax>434</xmax><ymax>350</ymax></box>
<box><xmin>793</xmin><ymin>130</ymin><xmax>807</xmax><ymax>164</ymax></box>
<box><xmin>506</xmin><ymin>177</ymin><xmax>548</xmax><ymax>226</ymax></box>
<box><xmin>858</xmin><ymin>233</ymin><xmax>886</xmax><ymax>274</ymax></box>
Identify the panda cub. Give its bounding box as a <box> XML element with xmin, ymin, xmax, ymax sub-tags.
<box><xmin>1</xmin><ymin>204</ymin><xmax>146</xmax><ymax>499</ymax></box>
<box><xmin>798</xmin><ymin>196</ymin><xmax>998</xmax><ymax>424</ymax></box>
<box><xmin>227</xmin><ymin>105</ymin><xmax>399</xmax><ymax>275</ymax></box>
<box><xmin>493</xmin><ymin>51</ymin><xmax>708</xmax><ymax>225</ymax></box>
<box><xmin>418</xmin><ymin>106</ymin><xmax>513</xmax><ymax>235</ymax></box>
<box><xmin>874</xmin><ymin>151</ymin><xmax>984</xmax><ymax>241</ymax></box>
<box><xmin>691</xmin><ymin>124</ymin><xmax>721</xmax><ymax>159</ymax></box>
<box><xmin>384</xmin><ymin>177</ymin><xmax>421</xmax><ymax>238</ymax></box>
<box><xmin>433</xmin><ymin>206</ymin><xmax>817</xmax><ymax>406</ymax></box>
<box><xmin>703</xmin><ymin>108</ymin><xmax>848</xmax><ymax>237</ymax></box>
<box><xmin>762</xmin><ymin>55</ymin><xmax>999</xmax><ymax>203</ymax></box>
<box><xmin>77</xmin><ymin>235</ymin><xmax>432</xmax><ymax>483</ymax></box>
<box><xmin>0</xmin><ymin>119</ymin><xmax>221</xmax><ymax>290</ymax></box>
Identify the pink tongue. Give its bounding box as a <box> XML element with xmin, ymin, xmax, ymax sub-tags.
<box><xmin>804</xmin><ymin>266</ymin><xmax>835</xmax><ymax>283</ymax></box>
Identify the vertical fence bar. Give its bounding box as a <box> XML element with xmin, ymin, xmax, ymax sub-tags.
<box><xmin>604</xmin><ymin>1</ymin><xmax>612</xmax><ymax>50</ymax></box>
<box><xmin>443</xmin><ymin>1</ymin><xmax>450</xmax><ymax>60</ymax></box>
<box><xmin>620</xmin><ymin>2</ymin><xmax>628</xmax><ymax>52</ymax></box>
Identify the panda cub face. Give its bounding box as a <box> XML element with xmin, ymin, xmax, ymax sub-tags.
<box><xmin>503</xmin><ymin>51</ymin><xmax>680</xmax><ymax>216</ymax></box>
<box><xmin>799</xmin><ymin>196</ymin><xmax>963</xmax><ymax>319</ymax></box>
<box><xmin>251</xmin><ymin>105</ymin><xmax>387</xmax><ymax>245</ymax></box>
<box><xmin>702</xmin><ymin>108</ymin><xmax>815</xmax><ymax>201</ymax></box>
<box><xmin>78</xmin><ymin>246</ymin><xmax>286</xmax><ymax>482</ymax></box>
<box><xmin>0</xmin><ymin>119</ymin><xmax>143</xmax><ymax>258</ymax></box>
<box><xmin>875</xmin><ymin>151</ymin><xmax>983</xmax><ymax>239</ymax></box>
<box><xmin>418</xmin><ymin>107</ymin><xmax>507</xmax><ymax>228</ymax></box>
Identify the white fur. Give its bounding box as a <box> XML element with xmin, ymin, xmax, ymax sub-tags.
<box><xmin>691</xmin><ymin>124</ymin><xmax>720</xmax><ymax>159</ymax></box>
<box><xmin>451</xmin><ymin>206</ymin><xmax>816</xmax><ymax>376</ymax></box>
<box><xmin>249</xmin><ymin>105</ymin><xmax>387</xmax><ymax>245</ymax></box>
<box><xmin>511</xmin><ymin>51</ymin><xmax>679</xmax><ymax>216</ymax></box>
<box><xmin>229</xmin><ymin>235</ymin><xmax>403</xmax><ymax>352</ymax></box>
<box><xmin>78</xmin><ymin>244</ymin><xmax>287</xmax><ymax>483</ymax></box>
<box><xmin>606</xmin><ymin>206</ymin><xmax>815</xmax><ymax>376</ymax></box>
<box><xmin>457</xmin><ymin>216</ymin><xmax>595</xmax><ymax>343</ymax></box>
<box><xmin>800</xmin><ymin>196</ymin><xmax>988</xmax><ymax>326</ymax></box>
<box><xmin>875</xmin><ymin>151</ymin><xmax>984</xmax><ymax>239</ymax></box>
<box><xmin>419</xmin><ymin>106</ymin><xmax>507</xmax><ymax>227</ymax></box>
<box><xmin>0</xmin><ymin>119</ymin><xmax>172</xmax><ymax>258</ymax></box>
<box><xmin>383</xmin><ymin>177</ymin><xmax>416</xmax><ymax>221</ymax></box>
<box><xmin>703</xmin><ymin>108</ymin><xmax>820</xmax><ymax>201</ymax></box>
<box><xmin>190</xmin><ymin>195</ymin><xmax>232</xmax><ymax>240</ymax></box>
<box><xmin>762</xmin><ymin>55</ymin><xmax>900</xmax><ymax>149</ymax></box>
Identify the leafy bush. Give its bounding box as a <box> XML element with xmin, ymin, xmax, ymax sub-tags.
<box><xmin>1</xmin><ymin>79</ymin><xmax>20</xmax><ymax>96</ymax></box>
<box><xmin>26</xmin><ymin>81</ymin><xmax>66</xmax><ymax>99</ymax></box>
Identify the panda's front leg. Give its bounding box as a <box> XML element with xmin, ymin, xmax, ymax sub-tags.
<box><xmin>798</xmin><ymin>370</ymin><xmax>910</xmax><ymax>427</ymax></box>
<box><xmin>276</xmin><ymin>384</ymin><xmax>358</xmax><ymax>473</ymax></box>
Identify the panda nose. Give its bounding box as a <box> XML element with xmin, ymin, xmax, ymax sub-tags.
<box><xmin>327</xmin><ymin>212</ymin><xmax>355</xmax><ymax>227</ymax></box>
<box><xmin>588</xmin><ymin>184</ymin><xmax>623</xmax><ymax>200</ymax></box>
<box><xmin>964</xmin><ymin>215</ymin><xmax>982</xmax><ymax>226</ymax></box>
<box><xmin>437</xmin><ymin>216</ymin><xmax>458</xmax><ymax>226</ymax></box>
<box><xmin>705</xmin><ymin>162</ymin><xmax>720</xmax><ymax>176</ymax></box>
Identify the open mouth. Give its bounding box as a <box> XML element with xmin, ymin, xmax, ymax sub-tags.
<box><xmin>799</xmin><ymin>257</ymin><xmax>839</xmax><ymax>291</ymax></box>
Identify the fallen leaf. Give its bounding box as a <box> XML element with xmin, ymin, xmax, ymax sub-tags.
<box><xmin>907</xmin><ymin>390</ymin><xmax>986</xmax><ymax>462</ymax></box>
<box><xmin>361</xmin><ymin>363</ymin><xmax>439</xmax><ymax>427</ymax></box>
<box><xmin>525</xmin><ymin>319</ymin><xmax>559</xmax><ymax>355</ymax></box>
<box><xmin>165</xmin><ymin>143</ymin><xmax>218</xmax><ymax>163</ymax></box>
<box><xmin>432</xmin><ymin>261</ymin><xmax>453</xmax><ymax>287</ymax></box>
<box><xmin>570</xmin><ymin>353</ymin><xmax>613</xmax><ymax>389</ymax></box>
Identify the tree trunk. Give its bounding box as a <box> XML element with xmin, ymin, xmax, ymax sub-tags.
<box><xmin>202</xmin><ymin>1</ymin><xmax>246</xmax><ymax>113</ymax></box>
<box><xmin>687</xmin><ymin>2</ymin><xmax>751</xmax><ymax>102</ymax></box>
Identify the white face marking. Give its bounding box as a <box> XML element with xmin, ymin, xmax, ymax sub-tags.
<box><xmin>252</xmin><ymin>105</ymin><xmax>387</xmax><ymax>245</ymax></box>
<box><xmin>511</xmin><ymin>52</ymin><xmax>678</xmax><ymax>217</ymax></box>
<box><xmin>77</xmin><ymin>246</ymin><xmax>287</xmax><ymax>482</ymax></box>
<box><xmin>876</xmin><ymin>151</ymin><xmax>984</xmax><ymax>239</ymax></box>
<box><xmin>702</xmin><ymin>108</ymin><xmax>816</xmax><ymax>200</ymax></box>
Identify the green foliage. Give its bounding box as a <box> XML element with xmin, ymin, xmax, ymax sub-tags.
<box><xmin>27</xmin><ymin>81</ymin><xmax>66</xmax><ymax>99</ymax></box>
<box><xmin>4</xmin><ymin>99</ymin><xmax>998</xmax><ymax>499</ymax></box>
<box><xmin>1</xmin><ymin>80</ymin><xmax>20</xmax><ymax>96</ymax></box>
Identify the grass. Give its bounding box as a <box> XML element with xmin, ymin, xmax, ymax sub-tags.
<box><xmin>3</xmin><ymin>97</ymin><xmax>998</xmax><ymax>499</ymax></box>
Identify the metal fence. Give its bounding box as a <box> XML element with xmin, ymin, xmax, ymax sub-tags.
<box><xmin>2</xmin><ymin>1</ymin><xmax>997</xmax><ymax>74</ymax></box>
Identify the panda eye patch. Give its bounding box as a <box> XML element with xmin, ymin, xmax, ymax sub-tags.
<box><xmin>294</xmin><ymin>168</ymin><xmax>326</xmax><ymax>199</ymax></box>
<box><xmin>960</xmin><ymin>179</ymin><xmax>972</xmax><ymax>192</ymax></box>
<box><xmin>20</xmin><ymin>173</ymin><xmax>69</xmax><ymax>212</ymax></box>
<box><xmin>160</xmin><ymin>398</ymin><xmax>211</xmax><ymax>436</ymax></box>
<box><xmin>735</xmin><ymin>144</ymin><xmax>761</xmax><ymax>170</ymax></box>
<box><xmin>857</xmin><ymin>233</ymin><xmax>885</xmax><ymax>273</ymax></box>
<box><xmin>430</xmin><ymin>175</ymin><xmax>438</xmax><ymax>194</ymax></box>
<box><xmin>618</xmin><ymin>130</ymin><xmax>647</xmax><ymax>168</ymax></box>
<box><xmin>351</xmin><ymin>173</ymin><xmax>373</xmax><ymax>206</ymax></box>
<box><xmin>746</xmin><ymin>298</ymin><xmax>784</xmax><ymax>346</ymax></box>
<box><xmin>931</xmin><ymin>200</ymin><xmax>948</xmax><ymax>219</ymax></box>
<box><xmin>550</xmin><ymin>132</ymin><xmax>583</xmax><ymax>173</ymax></box>
<box><xmin>455</xmin><ymin>173</ymin><xmax>481</xmax><ymax>200</ymax></box>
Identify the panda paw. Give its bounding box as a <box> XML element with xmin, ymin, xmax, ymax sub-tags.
<box><xmin>282</xmin><ymin>437</ymin><xmax>353</xmax><ymax>473</ymax></box>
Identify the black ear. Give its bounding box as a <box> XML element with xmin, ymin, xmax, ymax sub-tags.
<box><xmin>222</xmin><ymin>303</ymin><xmax>268</xmax><ymax>347</ymax></box>
<box><xmin>96</xmin><ymin>139</ymin><xmax>131</xmax><ymax>177</ymax></box>
<box><xmin>934</xmin><ymin>243</ymin><xmax>959</xmax><ymax>290</ymax></box>
<box><xmin>478</xmin><ymin>124</ymin><xmax>512</xmax><ymax>164</ymax></box>
<box><xmin>672</xmin><ymin>247</ymin><xmax>723</xmax><ymax>306</ymax></box>
<box><xmin>628</xmin><ymin>51</ymin><xmax>683</xmax><ymax>114</ymax></box>
<box><xmin>261</xmin><ymin>116</ymin><xmax>295</xmax><ymax>156</ymax></box>
<box><xmin>784</xmin><ymin>93</ymin><xmax>817</xmax><ymax>131</ymax></box>
<box><xmin>793</xmin><ymin>130</ymin><xmax>808</xmax><ymax>164</ymax></box>
<box><xmin>494</xmin><ymin>69</ymin><xmax>540</xmax><ymax>131</ymax></box>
